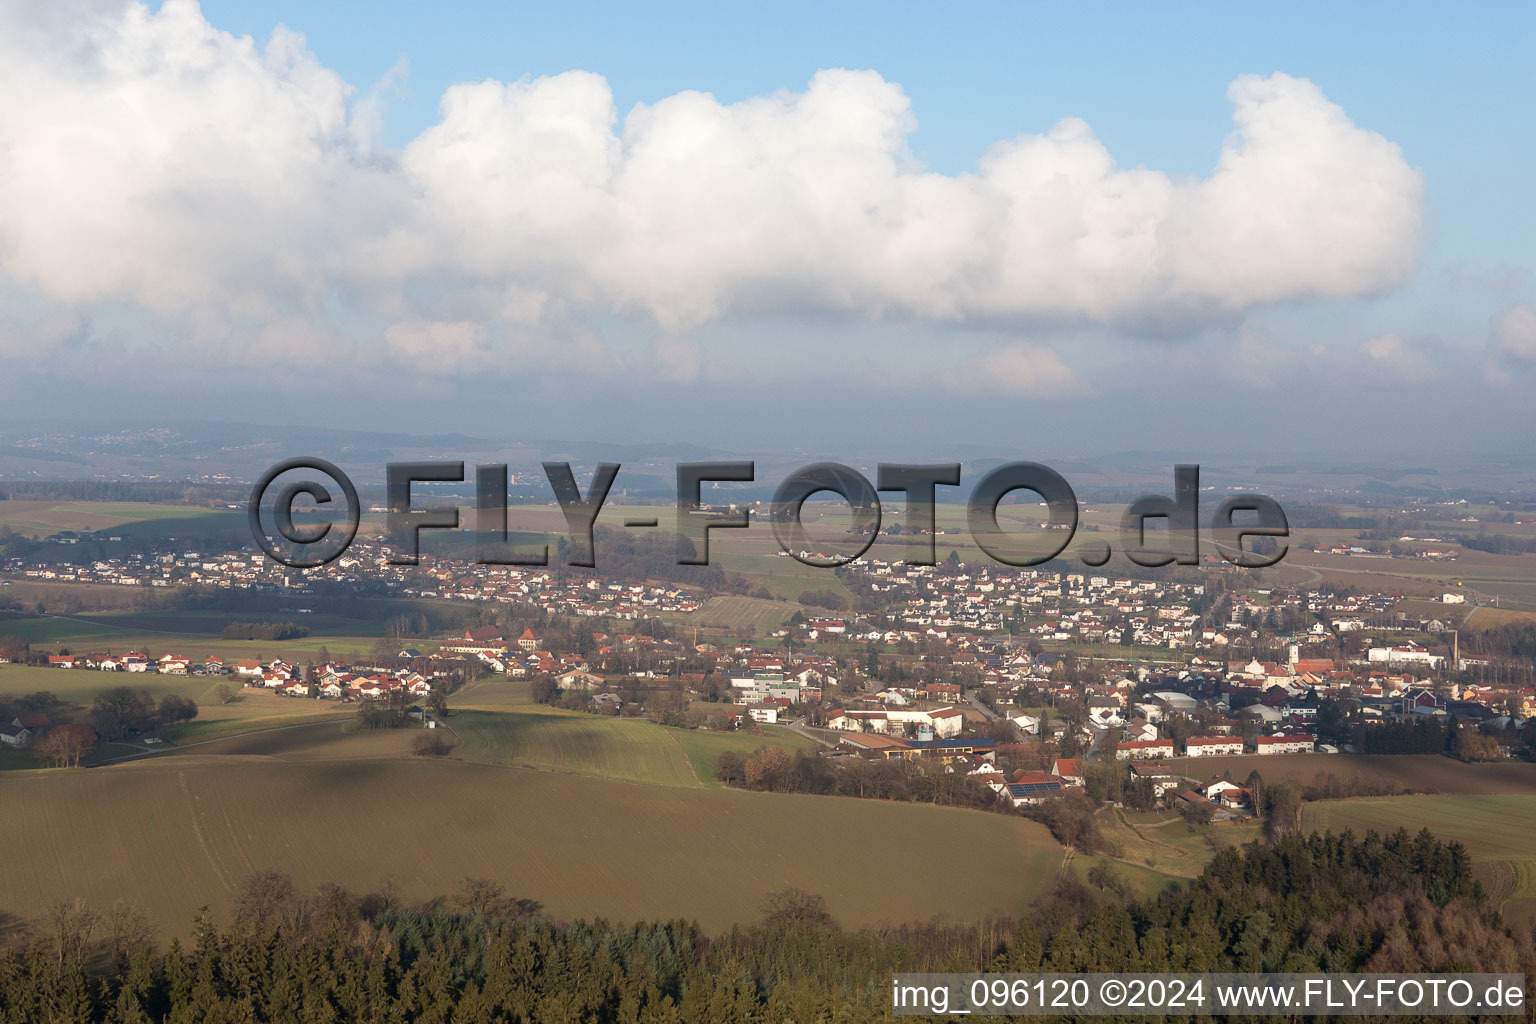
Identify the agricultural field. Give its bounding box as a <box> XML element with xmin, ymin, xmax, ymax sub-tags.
<box><xmin>0</xmin><ymin>606</ymin><xmax>438</xmax><ymax>666</ymax></box>
<box><xmin>678</xmin><ymin>595</ymin><xmax>801</xmax><ymax>631</ymax></box>
<box><xmin>0</xmin><ymin>663</ymin><xmax>353</xmax><ymax>770</ymax></box>
<box><xmin>157</xmin><ymin>707</ymin><xmax>353</xmax><ymax>747</ymax></box>
<box><xmin>1303</xmin><ymin>794</ymin><xmax>1536</xmax><ymax>924</ymax></box>
<box><xmin>1275</xmin><ymin>544</ymin><xmax>1536</xmax><ymax>612</ymax></box>
<box><xmin>0</xmin><ymin>662</ymin><xmax>227</xmax><ymax>704</ymax></box>
<box><xmin>0</xmin><ymin>663</ymin><xmax>357</xmax><ymax>718</ymax></box>
<box><xmin>1463</xmin><ymin>606</ymin><xmax>1536</xmax><ymax>629</ymax></box>
<box><xmin>667</xmin><ymin>725</ymin><xmax>821</xmax><ymax>785</ymax></box>
<box><xmin>156</xmin><ymin>721</ymin><xmax>415</xmax><ymax>760</ymax></box>
<box><xmin>445</xmin><ymin>707</ymin><xmax>817</xmax><ymax>788</ymax></box>
<box><xmin>452</xmin><ymin>676</ymin><xmax>537</xmax><ymax>709</ymax></box>
<box><xmin>0</xmin><ymin>615</ymin><xmax>129</xmax><ymax>645</ymax></box>
<box><xmin>0</xmin><ymin>501</ymin><xmax>224</xmax><ymax>539</ymax></box>
<box><xmin>708</xmin><ymin>550</ymin><xmax>857</xmax><ymax>604</ymax></box>
<box><xmin>1163</xmin><ymin>753</ymin><xmax>1536</xmax><ymax>796</ymax></box>
<box><xmin>0</xmin><ymin>747</ymin><xmax>1067</xmax><ymax>938</ymax></box>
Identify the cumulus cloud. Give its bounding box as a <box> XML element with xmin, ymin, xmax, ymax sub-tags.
<box><xmin>646</xmin><ymin>334</ymin><xmax>705</xmax><ymax>384</ymax></box>
<box><xmin>1357</xmin><ymin>332</ymin><xmax>1438</xmax><ymax>383</ymax></box>
<box><xmin>1185</xmin><ymin>326</ymin><xmax>1447</xmax><ymax>387</ymax></box>
<box><xmin>1484</xmin><ymin>302</ymin><xmax>1536</xmax><ymax>383</ymax></box>
<box><xmin>939</xmin><ymin>341</ymin><xmax>1083</xmax><ymax>397</ymax></box>
<box><xmin>0</xmin><ymin>0</ymin><xmax>1426</xmax><ymax>375</ymax></box>
<box><xmin>1488</xmin><ymin>303</ymin><xmax>1536</xmax><ymax>363</ymax></box>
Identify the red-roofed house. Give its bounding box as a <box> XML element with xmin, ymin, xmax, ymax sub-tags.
<box><xmin>1185</xmin><ymin>736</ymin><xmax>1245</xmax><ymax>757</ymax></box>
<box><xmin>1050</xmin><ymin>758</ymin><xmax>1083</xmax><ymax>786</ymax></box>
<box><xmin>1114</xmin><ymin>739</ymin><xmax>1175</xmax><ymax>761</ymax></box>
<box><xmin>1255</xmin><ymin>734</ymin><xmax>1314</xmax><ymax>755</ymax></box>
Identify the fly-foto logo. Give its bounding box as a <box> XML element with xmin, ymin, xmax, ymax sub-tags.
<box><xmin>248</xmin><ymin>459</ymin><xmax>1287</xmax><ymax>571</ymax></box>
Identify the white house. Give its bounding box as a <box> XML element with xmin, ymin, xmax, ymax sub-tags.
<box><xmin>1115</xmin><ymin>739</ymin><xmax>1175</xmax><ymax>761</ymax></box>
<box><xmin>1254</xmin><ymin>734</ymin><xmax>1315</xmax><ymax>755</ymax></box>
<box><xmin>1184</xmin><ymin>736</ymin><xmax>1246</xmax><ymax>757</ymax></box>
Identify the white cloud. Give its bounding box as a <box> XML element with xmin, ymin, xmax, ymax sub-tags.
<box><xmin>1179</xmin><ymin>326</ymin><xmax>1447</xmax><ymax>388</ymax></box>
<box><xmin>1489</xmin><ymin>303</ymin><xmax>1536</xmax><ymax>363</ymax></box>
<box><xmin>1484</xmin><ymin>302</ymin><xmax>1536</xmax><ymax>384</ymax></box>
<box><xmin>0</xmin><ymin>0</ymin><xmax>1426</xmax><ymax>375</ymax></box>
<box><xmin>1357</xmin><ymin>332</ymin><xmax>1437</xmax><ymax>383</ymax></box>
<box><xmin>646</xmin><ymin>334</ymin><xmax>705</xmax><ymax>384</ymax></box>
<box><xmin>939</xmin><ymin>340</ymin><xmax>1083</xmax><ymax>397</ymax></box>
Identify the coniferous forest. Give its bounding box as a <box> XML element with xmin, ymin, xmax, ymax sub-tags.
<box><xmin>0</xmin><ymin>829</ymin><xmax>1532</xmax><ymax>1023</ymax></box>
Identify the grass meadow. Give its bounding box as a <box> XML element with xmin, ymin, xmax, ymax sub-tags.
<box><xmin>445</xmin><ymin>706</ymin><xmax>818</xmax><ymax>788</ymax></box>
<box><xmin>0</xmin><ymin>742</ymin><xmax>1067</xmax><ymax>938</ymax></box>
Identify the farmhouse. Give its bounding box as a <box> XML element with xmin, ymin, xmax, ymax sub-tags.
<box><xmin>1199</xmin><ymin>777</ymin><xmax>1252</xmax><ymax>810</ymax></box>
<box><xmin>1130</xmin><ymin>761</ymin><xmax>1181</xmax><ymax>798</ymax></box>
<box><xmin>557</xmin><ymin>669</ymin><xmax>605</xmax><ymax>691</ymax></box>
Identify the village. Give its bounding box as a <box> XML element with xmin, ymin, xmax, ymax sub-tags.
<box><xmin>6</xmin><ymin>568</ymin><xmax>1533</xmax><ymax>821</ymax></box>
<box><xmin>5</xmin><ymin>510</ymin><xmax>1535</xmax><ymax>813</ymax></box>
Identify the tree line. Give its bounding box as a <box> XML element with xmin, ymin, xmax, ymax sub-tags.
<box><xmin>0</xmin><ymin>481</ymin><xmax>244</xmax><ymax>503</ymax></box>
<box><xmin>220</xmin><ymin>622</ymin><xmax>310</xmax><ymax>641</ymax></box>
<box><xmin>1355</xmin><ymin>716</ymin><xmax>1449</xmax><ymax>755</ymax></box>
<box><xmin>716</xmin><ymin>745</ymin><xmax>1003</xmax><ymax>809</ymax></box>
<box><xmin>0</xmin><ymin>828</ymin><xmax>1528</xmax><ymax>1022</ymax></box>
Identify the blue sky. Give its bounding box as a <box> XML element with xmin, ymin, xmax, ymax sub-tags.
<box><xmin>194</xmin><ymin>0</ymin><xmax>1532</xmax><ymax>251</ymax></box>
<box><xmin>1</xmin><ymin>1</ymin><xmax>1532</xmax><ymax>458</ymax></box>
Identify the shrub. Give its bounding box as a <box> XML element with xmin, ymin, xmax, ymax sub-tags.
<box><xmin>411</xmin><ymin>732</ymin><xmax>453</xmax><ymax>757</ymax></box>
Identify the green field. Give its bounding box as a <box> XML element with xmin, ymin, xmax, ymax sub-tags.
<box><xmin>1274</xmin><ymin>545</ymin><xmax>1536</xmax><ymax>612</ymax></box>
<box><xmin>0</xmin><ymin>607</ymin><xmax>436</xmax><ymax>665</ymax></box>
<box><xmin>0</xmin><ymin>663</ymin><xmax>228</xmax><ymax>704</ymax></box>
<box><xmin>0</xmin><ymin>501</ymin><xmax>225</xmax><ymax>539</ymax></box>
<box><xmin>679</xmin><ymin>595</ymin><xmax>802</xmax><ymax>631</ymax></box>
<box><xmin>446</xmin><ymin>707</ymin><xmax>817</xmax><ymax>787</ymax></box>
<box><xmin>0</xmin><ymin>746</ymin><xmax>1066</xmax><ymax>937</ymax></box>
<box><xmin>1166</xmin><ymin>753</ymin><xmax>1536</xmax><ymax>795</ymax></box>
<box><xmin>0</xmin><ymin>664</ymin><xmax>354</xmax><ymax>772</ymax></box>
<box><xmin>1303</xmin><ymin>794</ymin><xmax>1536</xmax><ymax>923</ymax></box>
<box><xmin>0</xmin><ymin>616</ymin><xmax>127</xmax><ymax>644</ymax></box>
<box><xmin>158</xmin><ymin>710</ymin><xmax>352</xmax><ymax>747</ymax></box>
<box><xmin>454</xmin><ymin>676</ymin><xmax>538</xmax><ymax>708</ymax></box>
